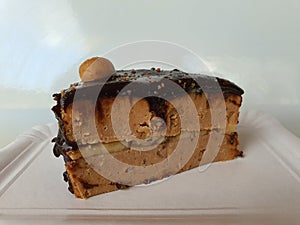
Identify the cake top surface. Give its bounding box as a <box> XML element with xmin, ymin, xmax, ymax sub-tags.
<box><xmin>58</xmin><ymin>69</ymin><xmax>244</xmax><ymax>107</ymax></box>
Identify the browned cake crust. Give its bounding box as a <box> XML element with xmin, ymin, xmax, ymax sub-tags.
<box><xmin>52</xmin><ymin>69</ymin><xmax>244</xmax><ymax>199</ymax></box>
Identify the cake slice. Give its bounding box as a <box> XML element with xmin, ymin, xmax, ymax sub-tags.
<box><xmin>52</xmin><ymin>58</ymin><xmax>244</xmax><ymax>199</ymax></box>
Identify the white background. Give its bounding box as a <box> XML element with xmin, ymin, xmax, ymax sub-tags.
<box><xmin>0</xmin><ymin>0</ymin><xmax>299</xmax><ymax>148</ymax></box>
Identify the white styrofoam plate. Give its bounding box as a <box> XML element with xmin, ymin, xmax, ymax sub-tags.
<box><xmin>0</xmin><ymin>110</ymin><xmax>300</xmax><ymax>224</ymax></box>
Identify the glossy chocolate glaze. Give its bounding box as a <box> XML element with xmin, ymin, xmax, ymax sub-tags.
<box><xmin>59</xmin><ymin>69</ymin><xmax>244</xmax><ymax>109</ymax></box>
